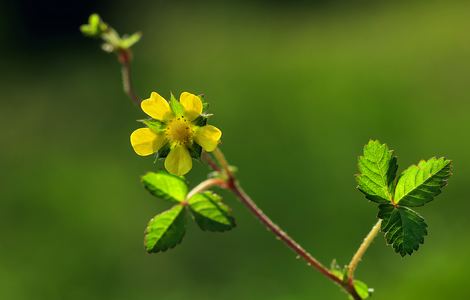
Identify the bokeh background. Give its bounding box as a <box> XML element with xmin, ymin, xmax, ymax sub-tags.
<box><xmin>1</xmin><ymin>0</ymin><xmax>469</xmax><ymax>299</ymax></box>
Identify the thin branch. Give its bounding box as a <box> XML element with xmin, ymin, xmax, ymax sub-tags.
<box><xmin>185</xmin><ymin>178</ymin><xmax>226</xmax><ymax>201</ymax></box>
<box><xmin>111</xmin><ymin>43</ymin><xmax>363</xmax><ymax>299</ymax></box>
<box><xmin>117</xmin><ymin>49</ymin><xmax>140</xmax><ymax>105</ymax></box>
<box><xmin>208</xmin><ymin>147</ymin><xmax>362</xmax><ymax>300</ymax></box>
<box><xmin>347</xmin><ymin>219</ymin><xmax>382</xmax><ymax>287</ymax></box>
<box><xmin>202</xmin><ymin>152</ymin><xmax>221</xmax><ymax>172</ymax></box>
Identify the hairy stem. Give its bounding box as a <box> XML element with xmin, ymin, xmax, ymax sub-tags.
<box><xmin>347</xmin><ymin>219</ymin><xmax>382</xmax><ymax>287</ymax></box>
<box><xmin>185</xmin><ymin>178</ymin><xmax>226</xmax><ymax>201</ymax></box>
<box><xmin>117</xmin><ymin>49</ymin><xmax>140</xmax><ymax>105</ymax></box>
<box><xmin>112</xmin><ymin>49</ymin><xmax>362</xmax><ymax>299</ymax></box>
<box><xmin>210</xmin><ymin>147</ymin><xmax>362</xmax><ymax>300</ymax></box>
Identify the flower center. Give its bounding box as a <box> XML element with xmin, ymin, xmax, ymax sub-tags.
<box><xmin>165</xmin><ymin>116</ymin><xmax>193</xmax><ymax>146</ymax></box>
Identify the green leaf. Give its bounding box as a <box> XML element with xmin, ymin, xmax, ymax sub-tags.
<box><xmin>119</xmin><ymin>32</ymin><xmax>142</xmax><ymax>49</ymax></box>
<box><xmin>356</xmin><ymin>140</ymin><xmax>398</xmax><ymax>204</ymax></box>
<box><xmin>330</xmin><ymin>265</ymin><xmax>371</xmax><ymax>300</ymax></box>
<box><xmin>188</xmin><ymin>191</ymin><xmax>236</xmax><ymax>232</ymax></box>
<box><xmin>169</xmin><ymin>93</ymin><xmax>184</xmax><ymax>116</ymax></box>
<box><xmin>142</xmin><ymin>172</ymin><xmax>188</xmax><ymax>203</ymax></box>
<box><xmin>144</xmin><ymin>205</ymin><xmax>187</xmax><ymax>253</ymax></box>
<box><xmin>80</xmin><ymin>13</ymin><xmax>107</xmax><ymax>37</ymax></box>
<box><xmin>139</xmin><ymin>119</ymin><xmax>165</xmax><ymax>133</ymax></box>
<box><xmin>348</xmin><ymin>280</ymin><xmax>371</xmax><ymax>300</ymax></box>
<box><xmin>378</xmin><ymin>204</ymin><xmax>427</xmax><ymax>256</ymax></box>
<box><xmin>394</xmin><ymin>157</ymin><xmax>452</xmax><ymax>207</ymax></box>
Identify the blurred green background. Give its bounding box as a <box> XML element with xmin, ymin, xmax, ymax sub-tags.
<box><xmin>1</xmin><ymin>0</ymin><xmax>469</xmax><ymax>299</ymax></box>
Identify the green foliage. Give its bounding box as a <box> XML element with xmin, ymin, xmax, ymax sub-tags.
<box><xmin>330</xmin><ymin>265</ymin><xmax>372</xmax><ymax>299</ymax></box>
<box><xmin>394</xmin><ymin>157</ymin><xmax>452</xmax><ymax>207</ymax></box>
<box><xmin>141</xmin><ymin>172</ymin><xmax>187</xmax><ymax>203</ymax></box>
<box><xmin>144</xmin><ymin>204</ymin><xmax>187</xmax><ymax>253</ymax></box>
<box><xmin>141</xmin><ymin>172</ymin><xmax>236</xmax><ymax>252</ymax></box>
<box><xmin>356</xmin><ymin>140</ymin><xmax>452</xmax><ymax>256</ymax></box>
<box><xmin>351</xmin><ymin>280</ymin><xmax>371</xmax><ymax>300</ymax></box>
<box><xmin>80</xmin><ymin>13</ymin><xmax>141</xmax><ymax>52</ymax></box>
<box><xmin>80</xmin><ymin>13</ymin><xmax>108</xmax><ymax>37</ymax></box>
<box><xmin>356</xmin><ymin>140</ymin><xmax>397</xmax><ymax>203</ymax></box>
<box><xmin>119</xmin><ymin>32</ymin><xmax>142</xmax><ymax>49</ymax></box>
<box><xmin>378</xmin><ymin>204</ymin><xmax>427</xmax><ymax>256</ymax></box>
<box><xmin>188</xmin><ymin>191</ymin><xmax>236</xmax><ymax>232</ymax></box>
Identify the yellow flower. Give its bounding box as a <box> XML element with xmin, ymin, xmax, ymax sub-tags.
<box><xmin>130</xmin><ymin>91</ymin><xmax>222</xmax><ymax>176</ymax></box>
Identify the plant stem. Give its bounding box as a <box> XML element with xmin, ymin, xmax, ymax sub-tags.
<box><xmin>117</xmin><ymin>49</ymin><xmax>140</xmax><ymax>105</ymax></box>
<box><xmin>209</xmin><ymin>147</ymin><xmax>362</xmax><ymax>300</ymax></box>
<box><xmin>111</xmin><ymin>48</ymin><xmax>363</xmax><ymax>299</ymax></box>
<box><xmin>185</xmin><ymin>178</ymin><xmax>226</xmax><ymax>201</ymax></box>
<box><xmin>347</xmin><ymin>219</ymin><xmax>382</xmax><ymax>287</ymax></box>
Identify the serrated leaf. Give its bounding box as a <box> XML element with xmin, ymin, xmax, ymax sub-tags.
<box><xmin>394</xmin><ymin>157</ymin><xmax>452</xmax><ymax>207</ymax></box>
<box><xmin>144</xmin><ymin>205</ymin><xmax>186</xmax><ymax>253</ymax></box>
<box><xmin>356</xmin><ymin>140</ymin><xmax>398</xmax><ymax>203</ymax></box>
<box><xmin>378</xmin><ymin>204</ymin><xmax>427</xmax><ymax>256</ymax></box>
<box><xmin>142</xmin><ymin>171</ymin><xmax>188</xmax><ymax>203</ymax></box>
<box><xmin>188</xmin><ymin>191</ymin><xmax>236</xmax><ymax>232</ymax></box>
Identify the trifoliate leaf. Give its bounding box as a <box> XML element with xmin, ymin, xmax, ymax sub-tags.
<box><xmin>144</xmin><ymin>205</ymin><xmax>187</xmax><ymax>253</ymax></box>
<box><xmin>356</xmin><ymin>140</ymin><xmax>398</xmax><ymax>203</ymax></box>
<box><xmin>142</xmin><ymin>171</ymin><xmax>188</xmax><ymax>203</ymax></box>
<box><xmin>378</xmin><ymin>204</ymin><xmax>427</xmax><ymax>256</ymax></box>
<box><xmin>188</xmin><ymin>191</ymin><xmax>236</xmax><ymax>232</ymax></box>
<box><xmin>394</xmin><ymin>157</ymin><xmax>452</xmax><ymax>207</ymax></box>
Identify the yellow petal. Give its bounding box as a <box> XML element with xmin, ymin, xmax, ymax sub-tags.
<box><xmin>164</xmin><ymin>145</ymin><xmax>193</xmax><ymax>176</ymax></box>
<box><xmin>141</xmin><ymin>92</ymin><xmax>172</xmax><ymax>121</ymax></box>
<box><xmin>179</xmin><ymin>92</ymin><xmax>202</xmax><ymax>121</ymax></box>
<box><xmin>194</xmin><ymin>125</ymin><xmax>222</xmax><ymax>152</ymax></box>
<box><xmin>130</xmin><ymin>128</ymin><xmax>166</xmax><ymax>156</ymax></box>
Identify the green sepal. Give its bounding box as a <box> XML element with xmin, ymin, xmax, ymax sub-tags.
<box><xmin>199</xmin><ymin>94</ymin><xmax>209</xmax><ymax>111</ymax></box>
<box><xmin>139</xmin><ymin>119</ymin><xmax>166</xmax><ymax>133</ymax></box>
<box><xmin>141</xmin><ymin>171</ymin><xmax>188</xmax><ymax>203</ymax></box>
<box><xmin>378</xmin><ymin>204</ymin><xmax>427</xmax><ymax>256</ymax></box>
<box><xmin>394</xmin><ymin>157</ymin><xmax>452</xmax><ymax>207</ymax></box>
<box><xmin>188</xmin><ymin>191</ymin><xmax>236</xmax><ymax>232</ymax></box>
<box><xmin>170</xmin><ymin>93</ymin><xmax>184</xmax><ymax>116</ymax></box>
<box><xmin>144</xmin><ymin>204</ymin><xmax>187</xmax><ymax>253</ymax></box>
<box><xmin>356</xmin><ymin>140</ymin><xmax>398</xmax><ymax>204</ymax></box>
<box><xmin>188</xmin><ymin>143</ymin><xmax>202</xmax><ymax>159</ymax></box>
<box><xmin>156</xmin><ymin>144</ymin><xmax>171</xmax><ymax>159</ymax></box>
<box><xmin>192</xmin><ymin>115</ymin><xmax>208</xmax><ymax>127</ymax></box>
